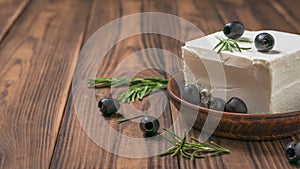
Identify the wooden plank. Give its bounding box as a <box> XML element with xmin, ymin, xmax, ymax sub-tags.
<box><xmin>176</xmin><ymin>0</ymin><xmax>224</xmax><ymax>34</ymax></box>
<box><xmin>172</xmin><ymin>1</ymin><xmax>236</xmax><ymax>168</ymax></box>
<box><xmin>278</xmin><ymin>0</ymin><xmax>300</xmax><ymax>21</ymax></box>
<box><xmin>0</xmin><ymin>0</ymin><xmax>30</xmax><ymax>43</ymax></box>
<box><xmin>0</xmin><ymin>0</ymin><xmax>90</xmax><ymax>168</ymax></box>
<box><xmin>272</xmin><ymin>1</ymin><xmax>300</xmax><ymax>167</ymax></box>
<box><xmin>170</xmin><ymin>0</ymin><xmax>300</xmax><ymax>169</ymax></box>
<box><xmin>50</xmin><ymin>0</ymin><xmax>179</xmax><ymax>168</ymax></box>
<box><xmin>49</xmin><ymin>0</ymin><xmax>300</xmax><ymax>169</ymax></box>
<box><xmin>268</xmin><ymin>0</ymin><xmax>300</xmax><ymax>33</ymax></box>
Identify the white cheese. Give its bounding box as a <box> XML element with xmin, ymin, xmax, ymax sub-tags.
<box><xmin>182</xmin><ymin>30</ymin><xmax>300</xmax><ymax>114</ymax></box>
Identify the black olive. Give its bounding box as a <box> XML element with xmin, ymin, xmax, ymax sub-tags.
<box><xmin>286</xmin><ymin>142</ymin><xmax>300</xmax><ymax>163</ymax></box>
<box><xmin>139</xmin><ymin>116</ymin><xmax>160</xmax><ymax>137</ymax></box>
<box><xmin>208</xmin><ymin>97</ymin><xmax>226</xmax><ymax>111</ymax></box>
<box><xmin>224</xmin><ymin>97</ymin><xmax>248</xmax><ymax>113</ymax></box>
<box><xmin>223</xmin><ymin>21</ymin><xmax>245</xmax><ymax>39</ymax></box>
<box><xmin>98</xmin><ymin>98</ymin><xmax>120</xmax><ymax>116</ymax></box>
<box><xmin>182</xmin><ymin>84</ymin><xmax>201</xmax><ymax>105</ymax></box>
<box><xmin>254</xmin><ymin>32</ymin><xmax>275</xmax><ymax>52</ymax></box>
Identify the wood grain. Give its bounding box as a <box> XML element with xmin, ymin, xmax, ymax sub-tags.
<box><xmin>50</xmin><ymin>0</ymin><xmax>179</xmax><ymax>168</ymax></box>
<box><xmin>170</xmin><ymin>0</ymin><xmax>300</xmax><ymax>169</ymax></box>
<box><xmin>0</xmin><ymin>0</ymin><xmax>299</xmax><ymax>168</ymax></box>
<box><xmin>267</xmin><ymin>0</ymin><xmax>300</xmax><ymax>33</ymax></box>
<box><xmin>273</xmin><ymin>1</ymin><xmax>300</xmax><ymax>167</ymax></box>
<box><xmin>0</xmin><ymin>0</ymin><xmax>30</xmax><ymax>43</ymax></box>
<box><xmin>0</xmin><ymin>0</ymin><xmax>90</xmax><ymax>168</ymax></box>
<box><xmin>50</xmin><ymin>0</ymin><xmax>300</xmax><ymax>168</ymax></box>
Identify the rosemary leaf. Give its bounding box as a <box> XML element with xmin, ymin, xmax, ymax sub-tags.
<box><xmin>160</xmin><ymin>145</ymin><xmax>178</xmax><ymax>156</ymax></box>
<box><xmin>240</xmin><ymin>47</ymin><xmax>251</xmax><ymax>50</ymax></box>
<box><xmin>163</xmin><ymin>128</ymin><xmax>183</xmax><ymax>141</ymax></box>
<box><xmin>225</xmin><ymin>42</ymin><xmax>229</xmax><ymax>51</ymax></box>
<box><xmin>139</xmin><ymin>86</ymin><xmax>149</xmax><ymax>99</ymax></box>
<box><xmin>180</xmin><ymin>149</ymin><xmax>191</xmax><ymax>158</ymax></box>
<box><xmin>217</xmin><ymin>42</ymin><xmax>226</xmax><ymax>54</ymax></box>
<box><xmin>236</xmin><ymin>38</ymin><xmax>253</xmax><ymax>43</ymax></box>
<box><xmin>160</xmin><ymin>135</ymin><xmax>177</xmax><ymax>145</ymax></box>
<box><xmin>89</xmin><ymin>77</ymin><xmax>168</xmax><ymax>103</ymax></box>
<box><xmin>171</xmin><ymin>147</ymin><xmax>181</xmax><ymax>157</ymax></box>
<box><xmin>161</xmin><ymin>128</ymin><xmax>229</xmax><ymax>160</ymax></box>
<box><xmin>228</xmin><ymin>42</ymin><xmax>233</xmax><ymax>52</ymax></box>
<box><xmin>88</xmin><ymin>77</ymin><xmax>112</xmax><ymax>84</ymax></box>
<box><xmin>213</xmin><ymin>40</ymin><xmax>224</xmax><ymax>50</ymax></box>
<box><xmin>232</xmin><ymin>40</ymin><xmax>242</xmax><ymax>52</ymax></box>
<box><xmin>191</xmin><ymin>149</ymin><xmax>205</xmax><ymax>160</ymax></box>
<box><xmin>131</xmin><ymin>89</ymin><xmax>138</xmax><ymax>102</ymax></box>
<box><xmin>92</xmin><ymin>83</ymin><xmax>112</xmax><ymax>89</ymax></box>
<box><xmin>137</xmin><ymin>89</ymin><xmax>142</xmax><ymax>100</ymax></box>
<box><xmin>213</xmin><ymin>37</ymin><xmax>252</xmax><ymax>54</ymax></box>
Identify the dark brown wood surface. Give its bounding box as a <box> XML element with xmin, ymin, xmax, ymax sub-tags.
<box><xmin>0</xmin><ymin>0</ymin><xmax>30</xmax><ymax>43</ymax></box>
<box><xmin>0</xmin><ymin>0</ymin><xmax>91</xmax><ymax>168</ymax></box>
<box><xmin>0</xmin><ymin>0</ymin><xmax>299</xmax><ymax>168</ymax></box>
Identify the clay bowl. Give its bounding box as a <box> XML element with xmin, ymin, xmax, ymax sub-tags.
<box><xmin>167</xmin><ymin>72</ymin><xmax>300</xmax><ymax>140</ymax></box>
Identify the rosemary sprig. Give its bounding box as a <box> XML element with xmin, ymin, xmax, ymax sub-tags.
<box><xmin>213</xmin><ymin>37</ymin><xmax>252</xmax><ymax>54</ymax></box>
<box><xmin>117</xmin><ymin>114</ymin><xmax>145</xmax><ymax>123</ymax></box>
<box><xmin>88</xmin><ymin>77</ymin><xmax>168</xmax><ymax>103</ymax></box>
<box><xmin>160</xmin><ymin>128</ymin><xmax>229</xmax><ymax>159</ymax></box>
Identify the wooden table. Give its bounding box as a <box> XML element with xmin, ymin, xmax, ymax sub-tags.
<box><xmin>0</xmin><ymin>0</ymin><xmax>299</xmax><ymax>168</ymax></box>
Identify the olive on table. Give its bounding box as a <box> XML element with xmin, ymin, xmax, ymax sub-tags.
<box><xmin>139</xmin><ymin>116</ymin><xmax>160</xmax><ymax>137</ymax></box>
<box><xmin>286</xmin><ymin>142</ymin><xmax>300</xmax><ymax>163</ymax></box>
<box><xmin>98</xmin><ymin>98</ymin><xmax>120</xmax><ymax>117</ymax></box>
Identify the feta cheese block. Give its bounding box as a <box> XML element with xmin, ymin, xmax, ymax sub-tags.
<box><xmin>182</xmin><ymin>30</ymin><xmax>300</xmax><ymax>114</ymax></box>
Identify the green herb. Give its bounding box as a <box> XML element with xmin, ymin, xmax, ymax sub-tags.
<box><xmin>88</xmin><ymin>77</ymin><xmax>168</xmax><ymax>103</ymax></box>
<box><xmin>213</xmin><ymin>37</ymin><xmax>252</xmax><ymax>54</ymax></box>
<box><xmin>117</xmin><ymin>114</ymin><xmax>145</xmax><ymax>123</ymax></box>
<box><xmin>160</xmin><ymin>128</ymin><xmax>229</xmax><ymax>159</ymax></box>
